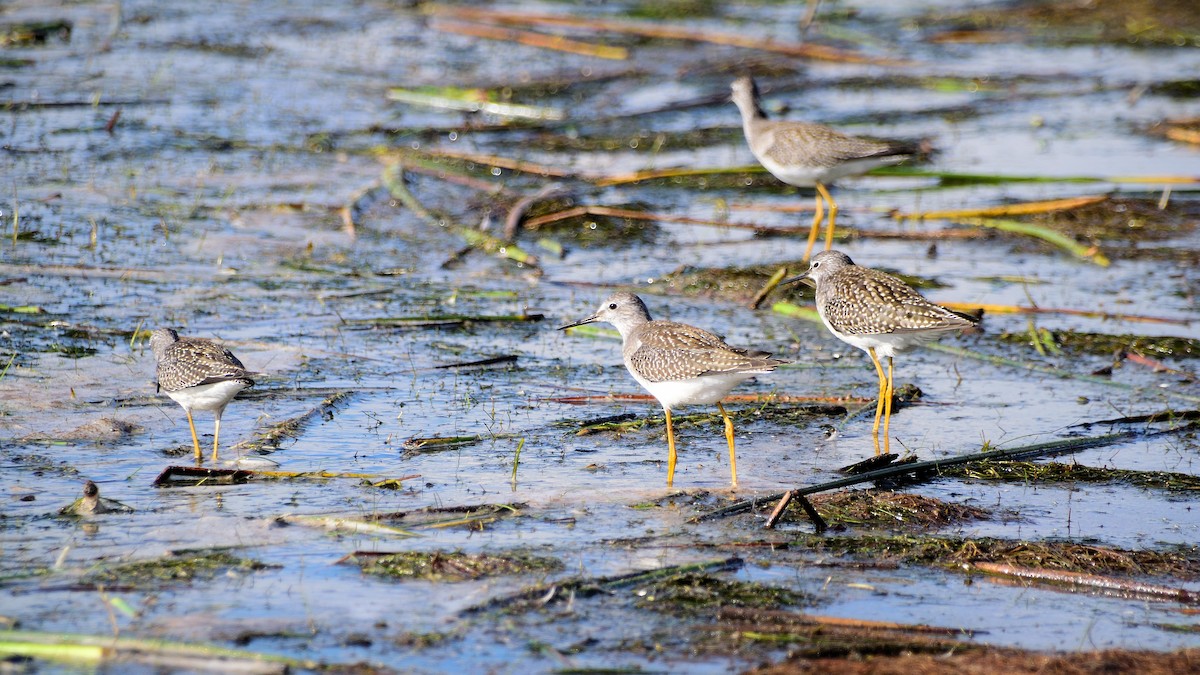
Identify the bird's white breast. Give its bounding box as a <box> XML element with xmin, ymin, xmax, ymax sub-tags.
<box><xmin>166</xmin><ymin>379</ymin><xmax>250</xmax><ymax>412</ymax></box>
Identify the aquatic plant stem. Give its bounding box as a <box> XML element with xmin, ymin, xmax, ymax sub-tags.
<box><xmin>695</xmin><ymin>422</ymin><xmax>1198</xmax><ymax>523</ymax></box>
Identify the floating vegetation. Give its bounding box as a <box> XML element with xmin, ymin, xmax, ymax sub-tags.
<box><xmin>522</xmin><ymin>202</ymin><xmax>660</xmax><ymax>249</ymax></box>
<box><xmin>633</xmin><ymin>573</ymin><xmax>806</xmax><ymax>616</ymax></box>
<box><xmin>380</xmin><ymin>503</ymin><xmax>527</xmax><ymax>531</ymax></box>
<box><xmin>650</xmin><ymin>262</ymin><xmax>947</xmax><ymax>305</ymax></box>
<box><xmin>998</xmin><ymin>328</ymin><xmax>1199</xmax><ymax>360</ymax></box>
<box><xmin>757</xmin><ymin>641</ymin><xmax>1200</xmax><ymax>673</ymax></box>
<box><xmin>805</xmin><ymin>535</ymin><xmax>1200</xmax><ymax>578</ymax></box>
<box><xmin>0</xmin><ymin>304</ymin><xmax>43</xmax><ymax>314</ymax></box>
<box><xmin>387</xmin><ymin>86</ymin><xmax>567</xmax><ymax>121</ymax></box>
<box><xmin>940</xmin><ymin>460</ymin><xmax>1200</xmax><ymax>492</ymax></box>
<box><xmin>343</xmin><ymin>550</ymin><xmax>562</xmax><ymax>582</ymax></box>
<box><xmin>402</xmin><ymin>435</ymin><xmax>485</xmax><ymax>454</ymax></box>
<box><xmin>0</xmin><ymin>630</ymin><xmax>321</xmax><ymax>671</ymax></box>
<box><xmin>919</xmin><ymin>0</ymin><xmax>1200</xmax><ymax>47</ymax></box>
<box><xmin>701</xmin><ymin>606</ymin><xmax>975</xmax><ymax>658</ymax></box>
<box><xmin>0</xmin><ymin>20</ymin><xmax>71</xmax><ymax>47</ymax></box>
<box><xmin>574</xmin><ymin>403</ymin><xmax>845</xmax><ymax>436</ymax></box>
<box><xmin>43</xmin><ymin>343</ymin><xmax>97</xmax><ymax>359</ymax></box>
<box><xmin>464</xmin><ymin>558</ymin><xmax>744</xmax><ymax>615</ymax></box>
<box><xmin>1149</xmin><ymin>80</ymin><xmax>1200</xmax><ymax>99</ymax></box>
<box><xmin>87</xmin><ymin>551</ymin><xmax>276</xmax><ymax>586</ymax></box>
<box><xmin>231</xmin><ymin>391</ymin><xmax>353</xmax><ymax>454</ymax></box>
<box><xmin>800</xmin><ymin>490</ymin><xmax>992</xmax><ymax>531</ymax></box>
<box><xmin>1025</xmin><ymin>198</ymin><xmax>1196</xmax><ymax>244</ymax></box>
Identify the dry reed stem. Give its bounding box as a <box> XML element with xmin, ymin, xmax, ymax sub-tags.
<box><xmin>423</xmin><ymin>6</ymin><xmax>912</xmax><ymax>65</ymax></box>
<box><xmin>431</xmin><ymin>19</ymin><xmax>628</xmax><ymax>60</ymax></box>
<box><xmin>893</xmin><ymin>195</ymin><xmax>1107</xmax><ymax>220</ymax></box>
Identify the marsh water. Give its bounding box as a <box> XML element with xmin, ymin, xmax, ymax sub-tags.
<box><xmin>2</xmin><ymin>0</ymin><xmax>1199</xmax><ymax>672</ymax></box>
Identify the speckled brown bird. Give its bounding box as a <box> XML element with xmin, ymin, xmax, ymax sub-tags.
<box><xmin>786</xmin><ymin>251</ymin><xmax>978</xmax><ymax>455</ymax></box>
<box><xmin>559</xmin><ymin>292</ymin><xmax>786</xmax><ymax>487</ymax></box>
<box><xmin>731</xmin><ymin>75</ymin><xmax>921</xmax><ymax>262</ymax></box>
<box><xmin>149</xmin><ymin>328</ymin><xmax>256</xmax><ymax>462</ymax></box>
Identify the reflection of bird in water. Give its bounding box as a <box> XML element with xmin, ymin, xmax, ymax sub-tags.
<box><xmin>150</xmin><ymin>328</ymin><xmax>257</xmax><ymax>463</ymax></box>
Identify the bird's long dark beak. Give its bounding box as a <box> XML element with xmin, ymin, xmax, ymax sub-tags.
<box><xmin>558</xmin><ymin>313</ymin><xmax>599</xmax><ymax>331</ymax></box>
<box><xmin>781</xmin><ymin>271</ymin><xmax>815</xmax><ymax>288</ymax></box>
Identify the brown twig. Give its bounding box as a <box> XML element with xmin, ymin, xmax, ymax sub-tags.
<box><xmin>764</xmin><ymin>490</ymin><xmax>794</xmax><ymax>529</ymax></box>
<box><xmin>972</xmin><ymin>562</ymin><xmax>1199</xmax><ymax>603</ymax></box>
<box><xmin>431</xmin><ymin>19</ymin><xmax>628</xmax><ymax>60</ymax></box>
<box><xmin>504</xmin><ymin>183</ymin><xmax>571</xmax><ymax>240</ymax></box>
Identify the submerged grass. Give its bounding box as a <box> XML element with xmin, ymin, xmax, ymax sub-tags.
<box><xmin>634</xmin><ymin>573</ymin><xmax>807</xmax><ymax>616</ymax></box>
<box><xmin>805</xmin><ymin>534</ymin><xmax>1200</xmax><ymax>578</ymax></box>
<box><xmin>921</xmin><ymin>0</ymin><xmax>1200</xmax><ymax>47</ymax></box>
<box><xmin>232</xmin><ymin>391</ymin><xmax>353</xmax><ymax>453</ymax></box>
<box><xmin>802</xmin><ymin>490</ymin><xmax>992</xmax><ymax>531</ymax></box>
<box><xmin>87</xmin><ymin>550</ymin><xmax>276</xmax><ymax>586</ymax></box>
<box><xmin>574</xmin><ymin>402</ymin><xmax>845</xmax><ymax>436</ymax></box>
<box><xmin>997</xmin><ymin>329</ymin><xmax>1200</xmax><ymax>359</ymax></box>
<box><xmin>701</xmin><ymin>607</ymin><xmax>974</xmax><ymax>658</ymax></box>
<box><xmin>647</xmin><ymin>262</ymin><xmax>945</xmax><ymax>305</ymax></box>
<box><xmin>345</xmin><ymin>550</ymin><xmax>562</xmax><ymax>582</ymax></box>
<box><xmin>939</xmin><ymin>460</ymin><xmax>1200</xmax><ymax>492</ymax></box>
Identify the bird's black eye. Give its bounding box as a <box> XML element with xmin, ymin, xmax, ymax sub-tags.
<box><xmin>812</xmin><ymin>261</ymin><xmax>820</xmax><ymax>268</ymax></box>
<box><xmin>608</xmin><ymin>303</ymin><xmax>618</xmax><ymax>310</ymax></box>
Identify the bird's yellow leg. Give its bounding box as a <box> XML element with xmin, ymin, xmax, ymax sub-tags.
<box><xmin>664</xmin><ymin>408</ymin><xmax>677</xmax><ymax>487</ymax></box>
<box><xmin>802</xmin><ymin>189</ymin><xmax>826</xmax><ymax>263</ymax></box>
<box><xmin>717</xmin><ymin>402</ymin><xmax>738</xmax><ymax>487</ymax></box>
<box><xmin>883</xmin><ymin>357</ymin><xmax>895</xmax><ymax>455</ymax></box>
<box><xmin>211</xmin><ymin>413</ymin><xmax>222</xmax><ymax>463</ymax></box>
<box><xmin>817</xmin><ymin>182</ymin><xmax>838</xmax><ymax>251</ymax></box>
<box><xmin>185</xmin><ymin>409</ymin><xmax>202</xmax><ymax>462</ymax></box>
<box><xmin>868</xmin><ymin>347</ymin><xmax>887</xmax><ymax>456</ymax></box>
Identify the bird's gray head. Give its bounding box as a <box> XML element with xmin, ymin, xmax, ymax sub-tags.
<box><xmin>730</xmin><ymin>75</ymin><xmax>765</xmax><ymax>116</ymax></box>
<box><xmin>148</xmin><ymin>328</ymin><xmax>180</xmax><ymax>359</ymax></box>
<box><xmin>783</xmin><ymin>250</ymin><xmax>855</xmax><ymax>288</ymax></box>
<box><xmin>558</xmin><ymin>291</ymin><xmax>653</xmax><ymax>339</ymax></box>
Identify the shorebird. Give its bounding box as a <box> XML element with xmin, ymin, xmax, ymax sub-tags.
<box><xmin>149</xmin><ymin>328</ymin><xmax>257</xmax><ymax>463</ymax></box>
<box><xmin>731</xmin><ymin>75</ymin><xmax>921</xmax><ymax>261</ymax></box>
<box><xmin>786</xmin><ymin>251</ymin><xmax>978</xmax><ymax>455</ymax></box>
<box><xmin>560</xmin><ymin>292</ymin><xmax>786</xmax><ymax>487</ymax></box>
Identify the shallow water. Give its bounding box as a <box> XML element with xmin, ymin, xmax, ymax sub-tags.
<box><xmin>2</xmin><ymin>0</ymin><xmax>1199</xmax><ymax>671</ymax></box>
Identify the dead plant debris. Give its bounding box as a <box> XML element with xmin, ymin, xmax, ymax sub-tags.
<box><xmin>88</xmin><ymin>551</ymin><xmax>276</xmax><ymax>586</ymax></box>
<box><xmin>805</xmin><ymin>534</ymin><xmax>1200</xmax><ymax>579</ymax></box>
<box><xmin>645</xmin><ymin>262</ymin><xmax>945</xmax><ymax>305</ymax></box>
<box><xmin>702</xmin><ymin>606</ymin><xmax>975</xmax><ymax>659</ymax></box>
<box><xmin>634</xmin><ymin>573</ymin><xmax>807</xmax><ymax>616</ymax></box>
<box><xmin>343</xmin><ymin>550</ymin><xmax>562</xmax><ymax>582</ymax></box>
<box><xmin>920</xmin><ymin>0</ymin><xmax>1200</xmax><ymax>47</ymax></box>
<box><xmin>752</xmin><ymin>645</ymin><xmax>1200</xmax><ymax>674</ymax></box>
<box><xmin>998</xmin><ymin>328</ymin><xmax>1200</xmax><ymax>360</ymax></box>
<box><xmin>797</xmin><ymin>490</ymin><xmax>992</xmax><ymax>531</ymax></box>
<box><xmin>1024</xmin><ymin>197</ymin><xmax>1196</xmax><ymax>248</ymax></box>
<box><xmin>940</xmin><ymin>460</ymin><xmax>1200</xmax><ymax>492</ymax></box>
